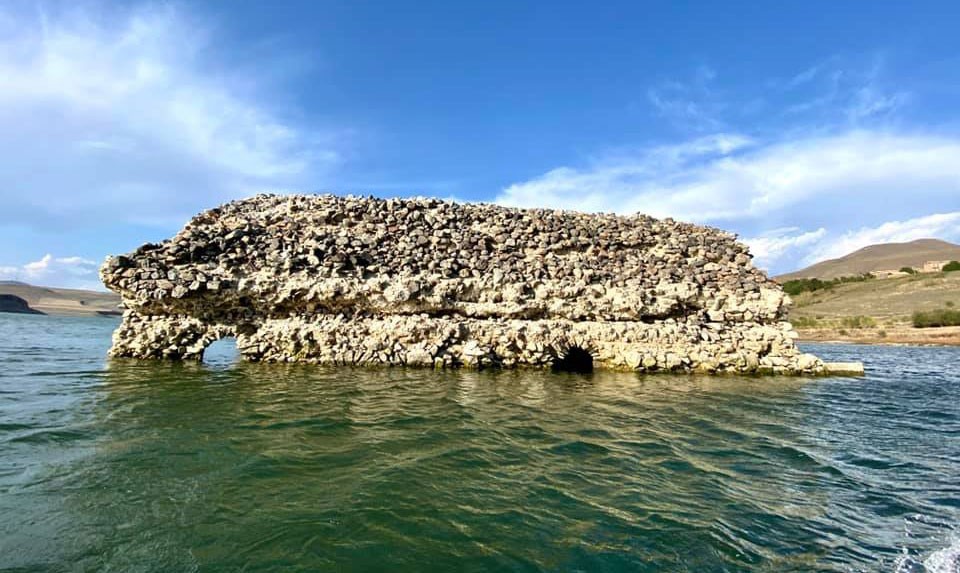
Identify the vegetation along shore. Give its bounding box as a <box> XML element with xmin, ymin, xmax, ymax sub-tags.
<box><xmin>781</xmin><ymin>259</ymin><xmax>960</xmax><ymax>346</ymax></box>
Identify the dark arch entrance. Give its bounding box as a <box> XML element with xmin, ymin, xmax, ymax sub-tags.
<box><xmin>552</xmin><ymin>346</ymin><xmax>594</xmax><ymax>374</ymax></box>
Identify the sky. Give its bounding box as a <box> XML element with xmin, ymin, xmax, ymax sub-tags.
<box><xmin>2</xmin><ymin>0</ymin><xmax>960</xmax><ymax>289</ymax></box>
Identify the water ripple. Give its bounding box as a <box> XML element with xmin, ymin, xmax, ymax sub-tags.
<box><xmin>0</xmin><ymin>317</ymin><xmax>958</xmax><ymax>571</ymax></box>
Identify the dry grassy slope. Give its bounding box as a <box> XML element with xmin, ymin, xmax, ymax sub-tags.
<box><xmin>0</xmin><ymin>281</ymin><xmax>121</xmax><ymax>316</ymax></box>
<box><xmin>788</xmin><ymin>271</ymin><xmax>960</xmax><ymax>322</ymax></box>
<box><xmin>776</xmin><ymin>239</ymin><xmax>960</xmax><ymax>281</ymax></box>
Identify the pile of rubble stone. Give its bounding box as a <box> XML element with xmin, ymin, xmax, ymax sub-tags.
<box><xmin>101</xmin><ymin>193</ymin><xmax>829</xmax><ymax>374</ymax></box>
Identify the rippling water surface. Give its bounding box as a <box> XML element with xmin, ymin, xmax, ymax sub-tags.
<box><xmin>1</xmin><ymin>314</ymin><xmax>958</xmax><ymax>572</ymax></box>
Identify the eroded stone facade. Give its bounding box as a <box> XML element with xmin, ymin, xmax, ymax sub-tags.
<box><xmin>101</xmin><ymin>194</ymin><xmax>825</xmax><ymax>374</ymax></box>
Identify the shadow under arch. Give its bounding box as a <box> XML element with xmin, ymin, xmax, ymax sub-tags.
<box><xmin>552</xmin><ymin>345</ymin><xmax>594</xmax><ymax>374</ymax></box>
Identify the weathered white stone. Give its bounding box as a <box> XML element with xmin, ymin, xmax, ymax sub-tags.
<box><xmin>100</xmin><ymin>194</ymin><xmax>829</xmax><ymax>374</ymax></box>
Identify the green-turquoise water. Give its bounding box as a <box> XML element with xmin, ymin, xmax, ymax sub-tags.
<box><xmin>1</xmin><ymin>314</ymin><xmax>958</xmax><ymax>572</ymax></box>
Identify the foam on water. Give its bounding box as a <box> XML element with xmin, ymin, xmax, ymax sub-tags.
<box><xmin>895</xmin><ymin>533</ymin><xmax>960</xmax><ymax>573</ymax></box>
<box><xmin>924</xmin><ymin>535</ymin><xmax>960</xmax><ymax>573</ymax></box>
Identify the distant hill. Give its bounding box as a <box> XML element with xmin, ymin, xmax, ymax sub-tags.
<box><xmin>0</xmin><ymin>281</ymin><xmax>121</xmax><ymax>316</ymax></box>
<box><xmin>776</xmin><ymin>239</ymin><xmax>960</xmax><ymax>281</ymax></box>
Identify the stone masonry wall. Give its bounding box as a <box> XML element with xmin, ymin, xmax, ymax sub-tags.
<box><xmin>101</xmin><ymin>194</ymin><xmax>824</xmax><ymax>374</ymax></box>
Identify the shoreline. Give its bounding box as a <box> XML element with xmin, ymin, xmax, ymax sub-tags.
<box><xmin>797</xmin><ymin>325</ymin><xmax>960</xmax><ymax>347</ymax></box>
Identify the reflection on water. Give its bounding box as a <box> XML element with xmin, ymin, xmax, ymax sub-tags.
<box><xmin>202</xmin><ymin>336</ymin><xmax>240</xmax><ymax>367</ymax></box>
<box><xmin>0</xmin><ymin>314</ymin><xmax>958</xmax><ymax>572</ymax></box>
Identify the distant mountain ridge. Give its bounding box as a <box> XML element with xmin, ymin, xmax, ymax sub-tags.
<box><xmin>0</xmin><ymin>281</ymin><xmax>121</xmax><ymax>316</ymax></box>
<box><xmin>776</xmin><ymin>239</ymin><xmax>960</xmax><ymax>281</ymax></box>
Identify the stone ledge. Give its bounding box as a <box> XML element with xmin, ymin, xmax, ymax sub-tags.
<box><xmin>822</xmin><ymin>362</ymin><xmax>866</xmax><ymax>376</ymax></box>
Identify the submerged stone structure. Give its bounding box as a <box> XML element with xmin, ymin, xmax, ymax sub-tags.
<box><xmin>101</xmin><ymin>194</ymin><xmax>835</xmax><ymax>374</ymax></box>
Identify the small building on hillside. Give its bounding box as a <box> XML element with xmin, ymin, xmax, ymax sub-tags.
<box><xmin>921</xmin><ymin>260</ymin><xmax>954</xmax><ymax>273</ymax></box>
<box><xmin>872</xmin><ymin>269</ymin><xmax>910</xmax><ymax>279</ymax></box>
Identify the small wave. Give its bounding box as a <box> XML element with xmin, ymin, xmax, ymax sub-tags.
<box><xmin>8</xmin><ymin>427</ymin><xmax>92</xmax><ymax>444</ymax></box>
<box><xmin>547</xmin><ymin>439</ymin><xmax>611</xmax><ymax>456</ymax></box>
<box><xmin>924</xmin><ymin>536</ymin><xmax>960</xmax><ymax>573</ymax></box>
<box><xmin>895</xmin><ymin>534</ymin><xmax>960</xmax><ymax>573</ymax></box>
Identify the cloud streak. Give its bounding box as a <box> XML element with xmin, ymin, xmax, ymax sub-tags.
<box><xmin>740</xmin><ymin>212</ymin><xmax>960</xmax><ymax>273</ymax></box>
<box><xmin>0</xmin><ymin>254</ymin><xmax>102</xmax><ymax>290</ymax></box>
<box><xmin>805</xmin><ymin>212</ymin><xmax>960</xmax><ymax>266</ymax></box>
<box><xmin>743</xmin><ymin>228</ymin><xmax>828</xmax><ymax>270</ymax></box>
<box><xmin>501</xmin><ymin>85</ymin><xmax>960</xmax><ymax>276</ymax></box>
<box><xmin>499</xmin><ymin>130</ymin><xmax>960</xmax><ymax>226</ymax></box>
<box><xmin>0</xmin><ymin>2</ymin><xmax>341</xmax><ymax>229</ymax></box>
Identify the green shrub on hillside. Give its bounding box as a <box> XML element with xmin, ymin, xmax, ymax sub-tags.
<box><xmin>899</xmin><ymin>266</ymin><xmax>917</xmax><ymax>274</ymax></box>
<box><xmin>840</xmin><ymin>315</ymin><xmax>876</xmax><ymax>329</ymax></box>
<box><xmin>791</xmin><ymin>316</ymin><xmax>820</xmax><ymax>328</ymax></box>
<box><xmin>943</xmin><ymin>260</ymin><xmax>960</xmax><ymax>272</ymax></box>
<box><xmin>782</xmin><ymin>278</ymin><xmax>830</xmax><ymax>296</ymax></box>
<box><xmin>838</xmin><ymin>273</ymin><xmax>876</xmax><ymax>283</ymax></box>
<box><xmin>781</xmin><ymin>273</ymin><xmax>875</xmax><ymax>296</ymax></box>
<box><xmin>912</xmin><ymin>308</ymin><xmax>960</xmax><ymax>328</ymax></box>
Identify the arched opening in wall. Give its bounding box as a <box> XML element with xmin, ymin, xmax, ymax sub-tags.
<box><xmin>203</xmin><ymin>337</ymin><xmax>239</xmax><ymax>367</ymax></box>
<box><xmin>552</xmin><ymin>346</ymin><xmax>594</xmax><ymax>374</ymax></box>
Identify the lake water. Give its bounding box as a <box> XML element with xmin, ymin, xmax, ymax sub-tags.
<box><xmin>1</xmin><ymin>314</ymin><xmax>958</xmax><ymax>572</ymax></box>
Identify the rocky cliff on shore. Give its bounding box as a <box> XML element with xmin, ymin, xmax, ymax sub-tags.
<box><xmin>0</xmin><ymin>294</ymin><xmax>44</xmax><ymax>315</ymax></box>
<box><xmin>101</xmin><ymin>194</ymin><xmax>828</xmax><ymax>374</ymax></box>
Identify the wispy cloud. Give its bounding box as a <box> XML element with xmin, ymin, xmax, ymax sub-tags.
<box><xmin>0</xmin><ymin>254</ymin><xmax>102</xmax><ymax>290</ymax></box>
<box><xmin>652</xmin><ymin>55</ymin><xmax>909</xmax><ymax>130</ymax></box>
<box><xmin>786</xmin><ymin>64</ymin><xmax>823</xmax><ymax>89</ymax></box>
<box><xmin>778</xmin><ymin>55</ymin><xmax>909</xmax><ymax>125</ymax></box>
<box><xmin>0</xmin><ymin>2</ymin><xmax>343</xmax><ymax>228</ymax></box>
<box><xmin>804</xmin><ymin>212</ymin><xmax>960</xmax><ymax>266</ymax></box>
<box><xmin>502</xmin><ymin>54</ymin><xmax>960</xmax><ymax>274</ymax></box>
<box><xmin>646</xmin><ymin>65</ymin><xmax>726</xmax><ymax>131</ymax></box>
<box><xmin>847</xmin><ymin>86</ymin><xmax>908</xmax><ymax>122</ymax></box>
<box><xmin>743</xmin><ymin>228</ymin><xmax>828</xmax><ymax>270</ymax></box>
<box><xmin>740</xmin><ymin>212</ymin><xmax>960</xmax><ymax>272</ymax></box>
<box><xmin>499</xmin><ymin>130</ymin><xmax>960</xmax><ymax>226</ymax></box>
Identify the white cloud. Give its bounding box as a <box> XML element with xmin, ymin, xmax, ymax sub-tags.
<box><xmin>0</xmin><ymin>3</ymin><xmax>341</xmax><ymax>227</ymax></box>
<box><xmin>738</xmin><ymin>213</ymin><xmax>960</xmax><ymax>272</ymax></box>
<box><xmin>500</xmin><ymin>129</ymin><xmax>960</xmax><ymax>274</ymax></box>
<box><xmin>498</xmin><ymin>130</ymin><xmax>960</xmax><ymax>225</ymax></box>
<box><xmin>743</xmin><ymin>227</ymin><xmax>827</xmax><ymax>270</ymax></box>
<box><xmin>498</xmin><ymin>133</ymin><xmax>753</xmax><ymax>217</ymax></box>
<box><xmin>805</xmin><ymin>212</ymin><xmax>960</xmax><ymax>265</ymax></box>
<box><xmin>502</xmin><ymin>59</ymin><xmax>958</xmax><ymax>274</ymax></box>
<box><xmin>0</xmin><ymin>253</ymin><xmax>102</xmax><ymax>289</ymax></box>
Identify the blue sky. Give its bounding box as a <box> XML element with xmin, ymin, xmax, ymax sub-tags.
<box><xmin>2</xmin><ymin>0</ymin><xmax>960</xmax><ymax>288</ymax></box>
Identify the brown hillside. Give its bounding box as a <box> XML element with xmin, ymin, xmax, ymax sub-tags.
<box><xmin>0</xmin><ymin>281</ymin><xmax>121</xmax><ymax>316</ymax></box>
<box><xmin>787</xmin><ymin>270</ymin><xmax>960</xmax><ymax>346</ymax></box>
<box><xmin>789</xmin><ymin>270</ymin><xmax>960</xmax><ymax>320</ymax></box>
<box><xmin>776</xmin><ymin>239</ymin><xmax>960</xmax><ymax>281</ymax></box>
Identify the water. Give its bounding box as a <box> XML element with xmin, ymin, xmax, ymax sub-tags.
<box><xmin>1</xmin><ymin>314</ymin><xmax>958</xmax><ymax>572</ymax></box>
